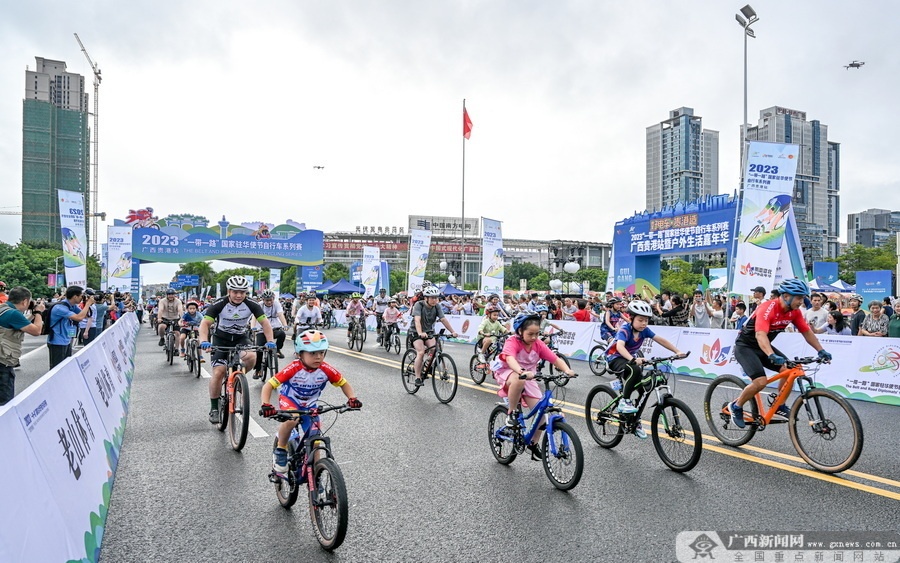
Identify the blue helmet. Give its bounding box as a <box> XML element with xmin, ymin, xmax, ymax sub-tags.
<box><xmin>778</xmin><ymin>278</ymin><xmax>810</xmax><ymax>297</ymax></box>
<box><xmin>512</xmin><ymin>312</ymin><xmax>540</xmax><ymax>333</ymax></box>
<box><xmin>534</xmin><ymin>305</ymin><xmax>548</xmax><ymax>313</ymax></box>
<box><xmin>295</xmin><ymin>330</ymin><xmax>329</xmax><ymax>353</ymax></box>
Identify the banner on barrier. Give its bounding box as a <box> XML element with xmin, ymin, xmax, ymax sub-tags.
<box><xmin>856</xmin><ymin>270</ymin><xmax>892</xmax><ymax>305</ymax></box>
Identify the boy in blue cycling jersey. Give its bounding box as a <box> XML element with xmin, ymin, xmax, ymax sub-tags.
<box><xmin>178</xmin><ymin>301</ymin><xmax>204</xmax><ymax>359</ymax></box>
<box><xmin>606</xmin><ymin>300</ymin><xmax>684</xmax><ymax>439</ymax></box>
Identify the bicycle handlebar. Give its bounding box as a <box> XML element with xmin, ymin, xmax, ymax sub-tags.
<box><xmin>267</xmin><ymin>404</ymin><xmax>359</xmax><ymax>422</ymax></box>
<box><xmin>519</xmin><ymin>372</ymin><xmax>578</xmax><ymax>381</ymax></box>
<box><xmin>787</xmin><ymin>356</ymin><xmax>828</xmax><ymax>367</ymax></box>
<box><xmin>209</xmin><ymin>344</ymin><xmax>267</xmax><ymax>353</ymax></box>
<box><xmin>635</xmin><ymin>351</ymin><xmax>691</xmax><ymax>366</ymax></box>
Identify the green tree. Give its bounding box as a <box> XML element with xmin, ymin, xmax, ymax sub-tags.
<box><xmin>577</xmin><ymin>268</ymin><xmax>608</xmax><ymax>293</ymax></box>
<box><xmin>504</xmin><ymin>262</ymin><xmax>546</xmax><ymax>289</ymax></box>
<box><xmin>323</xmin><ymin>263</ymin><xmax>349</xmax><ymax>283</ymax></box>
<box><xmin>212</xmin><ymin>267</ymin><xmax>259</xmax><ymax>289</ymax></box>
<box><xmin>529</xmin><ymin>271</ymin><xmax>550</xmax><ymax>292</ymax></box>
<box><xmin>389</xmin><ymin>268</ymin><xmax>406</xmax><ymax>294</ymax></box>
<box><xmin>832</xmin><ymin>241</ymin><xmax>897</xmax><ymax>284</ymax></box>
<box><xmin>280</xmin><ymin>266</ymin><xmax>297</xmax><ymax>294</ymax></box>
<box><xmin>660</xmin><ymin>259</ymin><xmax>702</xmax><ymax>297</ymax></box>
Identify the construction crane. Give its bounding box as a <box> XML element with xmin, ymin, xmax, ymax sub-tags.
<box><xmin>74</xmin><ymin>33</ymin><xmax>101</xmax><ymax>256</ymax></box>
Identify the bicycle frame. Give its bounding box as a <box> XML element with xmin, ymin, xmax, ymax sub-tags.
<box><xmin>746</xmin><ymin>365</ymin><xmax>815</xmax><ymax>426</ymax></box>
<box><xmin>497</xmin><ymin>384</ymin><xmax>569</xmax><ymax>457</ymax></box>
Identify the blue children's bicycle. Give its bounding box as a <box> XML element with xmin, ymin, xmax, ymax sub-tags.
<box><xmin>488</xmin><ymin>372</ymin><xmax>584</xmax><ymax>490</ymax></box>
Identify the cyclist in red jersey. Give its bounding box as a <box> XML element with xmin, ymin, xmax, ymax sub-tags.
<box><xmin>728</xmin><ymin>278</ymin><xmax>832</xmax><ymax>428</ymax></box>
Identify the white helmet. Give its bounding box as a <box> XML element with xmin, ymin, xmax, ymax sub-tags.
<box><xmin>423</xmin><ymin>286</ymin><xmax>440</xmax><ymax>297</ymax></box>
<box><xmin>626</xmin><ymin>300</ymin><xmax>653</xmax><ymax>318</ymax></box>
<box><xmin>226</xmin><ymin>275</ymin><xmax>251</xmax><ymax>291</ymax></box>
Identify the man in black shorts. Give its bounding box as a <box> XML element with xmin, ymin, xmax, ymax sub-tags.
<box><xmin>200</xmin><ymin>275</ymin><xmax>276</xmax><ymax>424</ymax></box>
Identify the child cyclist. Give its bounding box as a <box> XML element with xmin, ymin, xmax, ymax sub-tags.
<box><xmin>535</xmin><ymin>304</ymin><xmax>563</xmax><ymax>345</ymax></box>
<box><xmin>381</xmin><ymin>298</ymin><xmax>402</xmax><ymax>342</ymax></box>
<box><xmin>259</xmin><ymin>330</ymin><xmax>362</xmax><ymax>473</ymax></box>
<box><xmin>607</xmin><ymin>301</ymin><xmax>685</xmax><ymax>439</ymax></box>
<box><xmin>476</xmin><ymin>305</ymin><xmax>509</xmax><ymax>363</ymax></box>
<box><xmin>493</xmin><ymin>312</ymin><xmax>577</xmax><ymax>459</ymax></box>
<box><xmin>179</xmin><ymin>300</ymin><xmax>204</xmax><ymax>360</ymax></box>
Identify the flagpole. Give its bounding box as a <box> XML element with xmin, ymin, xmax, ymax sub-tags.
<box><xmin>461</xmin><ymin>98</ymin><xmax>466</xmax><ymax>289</ymax></box>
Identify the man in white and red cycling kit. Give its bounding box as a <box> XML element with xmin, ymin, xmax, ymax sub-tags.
<box><xmin>728</xmin><ymin>278</ymin><xmax>831</xmax><ymax>428</ymax></box>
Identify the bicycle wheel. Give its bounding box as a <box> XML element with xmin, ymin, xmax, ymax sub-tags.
<box><xmin>788</xmin><ymin>389</ymin><xmax>864</xmax><ymax>473</ymax></box>
<box><xmin>391</xmin><ymin>333</ymin><xmax>401</xmax><ymax>355</ymax></box>
<box><xmin>229</xmin><ymin>372</ymin><xmax>251</xmax><ymax>451</ymax></box>
<box><xmin>588</xmin><ymin>345</ymin><xmax>608</xmax><ymax>376</ymax></box>
<box><xmin>309</xmin><ymin>458</ymin><xmax>349</xmax><ymax>551</ymax></box>
<box><xmin>354</xmin><ymin>327</ymin><xmax>364</xmax><ymax>351</ymax></box>
<box><xmin>346</xmin><ymin>328</ymin><xmax>355</xmax><ymax>350</ymax></box>
<box><xmin>542</xmin><ymin>421</ymin><xmax>584</xmax><ymax>491</ymax></box>
<box><xmin>469</xmin><ymin>354</ymin><xmax>490</xmax><ymax>385</ymax></box>
<box><xmin>274</xmin><ymin>437</ymin><xmax>299</xmax><ymax>508</ymax></box>
<box><xmin>166</xmin><ymin>333</ymin><xmax>175</xmax><ymax>365</ymax></box>
<box><xmin>651</xmin><ymin>397</ymin><xmax>703</xmax><ymax>473</ymax></box>
<box><xmin>186</xmin><ymin>341</ymin><xmax>195</xmax><ymax>374</ymax></box>
<box><xmin>703</xmin><ymin>375</ymin><xmax>758</xmax><ymax>447</ymax></box>
<box><xmin>432</xmin><ymin>354</ymin><xmax>458</xmax><ymax>404</ymax></box>
<box><xmin>584</xmin><ymin>384</ymin><xmax>624</xmax><ymax>448</ymax></box>
<box><xmin>400</xmin><ymin>349</ymin><xmax>419</xmax><ymax>394</ymax></box>
<box><xmin>549</xmin><ymin>356</ymin><xmax>571</xmax><ymax>385</ymax></box>
<box><xmin>193</xmin><ymin>344</ymin><xmax>203</xmax><ymax>378</ymax></box>
<box><xmin>361</xmin><ymin>323</ymin><xmax>367</xmax><ymax>343</ymax></box>
<box><xmin>217</xmin><ymin>378</ymin><xmax>229</xmax><ymax>432</ymax></box>
<box><xmin>268</xmin><ymin>349</ymin><xmax>279</xmax><ymax>378</ymax></box>
<box><xmin>488</xmin><ymin>405</ymin><xmax>517</xmax><ymax>464</ymax></box>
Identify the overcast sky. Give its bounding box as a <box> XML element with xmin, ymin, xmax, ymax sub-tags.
<box><xmin>2</xmin><ymin>1</ymin><xmax>896</xmax><ymax>283</ymax></box>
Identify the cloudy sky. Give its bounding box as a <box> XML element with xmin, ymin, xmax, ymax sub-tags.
<box><xmin>1</xmin><ymin>1</ymin><xmax>896</xmax><ymax>283</ymax></box>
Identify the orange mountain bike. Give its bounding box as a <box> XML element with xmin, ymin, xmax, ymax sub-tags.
<box><xmin>703</xmin><ymin>356</ymin><xmax>863</xmax><ymax>473</ymax></box>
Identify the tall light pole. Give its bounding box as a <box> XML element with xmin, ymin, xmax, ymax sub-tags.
<box><xmin>735</xmin><ymin>5</ymin><xmax>758</xmax><ymax>157</ymax></box>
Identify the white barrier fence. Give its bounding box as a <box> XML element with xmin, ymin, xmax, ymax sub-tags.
<box><xmin>330</xmin><ymin>310</ymin><xmax>900</xmax><ymax>406</ymax></box>
<box><xmin>0</xmin><ymin>313</ymin><xmax>139</xmax><ymax>562</ymax></box>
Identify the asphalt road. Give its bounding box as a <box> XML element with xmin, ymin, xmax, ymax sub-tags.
<box><xmin>13</xmin><ymin>326</ymin><xmax>899</xmax><ymax>561</ymax></box>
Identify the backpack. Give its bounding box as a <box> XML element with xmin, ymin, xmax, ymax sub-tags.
<box><xmin>40</xmin><ymin>302</ymin><xmax>73</xmax><ymax>336</ymax></box>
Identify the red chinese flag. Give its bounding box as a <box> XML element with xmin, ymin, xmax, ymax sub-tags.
<box><xmin>463</xmin><ymin>108</ymin><xmax>473</xmax><ymax>139</ymax></box>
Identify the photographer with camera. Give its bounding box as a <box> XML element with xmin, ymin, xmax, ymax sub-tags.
<box><xmin>0</xmin><ymin>287</ymin><xmax>46</xmax><ymax>404</ymax></box>
<box><xmin>47</xmin><ymin>286</ymin><xmax>95</xmax><ymax>370</ymax></box>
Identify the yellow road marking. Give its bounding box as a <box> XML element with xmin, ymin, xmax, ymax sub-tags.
<box><xmin>329</xmin><ymin>346</ymin><xmax>900</xmax><ymax>500</ymax></box>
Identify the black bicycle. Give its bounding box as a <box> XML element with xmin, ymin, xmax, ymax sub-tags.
<box><xmin>401</xmin><ymin>331</ymin><xmax>458</xmax><ymax>403</ymax></box>
<box><xmin>163</xmin><ymin>322</ymin><xmax>177</xmax><ymax>366</ymax></box>
<box><xmin>540</xmin><ymin>332</ymin><xmax>572</xmax><ymax>383</ymax></box>
<box><xmin>584</xmin><ymin>352</ymin><xmax>701</xmax><ymax>472</ymax></box>
<box><xmin>266</xmin><ymin>403</ymin><xmax>358</xmax><ymax>551</ymax></box>
<box><xmin>587</xmin><ymin>338</ymin><xmax>610</xmax><ymax>376</ymax></box>
<box><xmin>184</xmin><ymin>328</ymin><xmax>203</xmax><ymax>378</ymax></box>
<box><xmin>380</xmin><ymin>323</ymin><xmax>402</xmax><ymax>355</ymax></box>
<box><xmin>346</xmin><ymin>316</ymin><xmax>365</xmax><ymax>352</ymax></box>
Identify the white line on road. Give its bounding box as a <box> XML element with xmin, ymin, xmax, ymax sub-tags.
<box><xmin>20</xmin><ymin>344</ymin><xmax>47</xmax><ymax>361</ymax></box>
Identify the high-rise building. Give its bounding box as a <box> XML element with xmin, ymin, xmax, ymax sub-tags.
<box><xmin>22</xmin><ymin>57</ymin><xmax>91</xmax><ymax>245</ymax></box>
<box><xmin>847</xmin><ymin>208</ymin><xmax>900</xmax><ymax>248</ymax></box>
<box><xmin>646</xmin><ymin>107</ymin><xmax>719</xmax><ymax>211</ymax></box>
<box><xmin>744</xmin><ymin>106</ymin><xmax>840</xmax><ymax>263</ymax></box>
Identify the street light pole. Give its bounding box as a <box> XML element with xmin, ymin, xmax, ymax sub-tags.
<box><xmin>735</xmin><ymin>5</ymin><xmax>758</xmax><ymax>186</ymax></box>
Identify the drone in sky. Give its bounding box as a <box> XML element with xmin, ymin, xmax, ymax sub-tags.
<box><xmin>844</xmin><ymin>60</ymin><xmax>865</xmax><ymax>70</ymax></box>
<box><xmin>313</xmin><ymin>165</ymin><xmax>325</xmax><ymax>169</ymax></box>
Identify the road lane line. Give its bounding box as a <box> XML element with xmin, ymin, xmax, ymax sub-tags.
<box><xmin>248</xmin><ymin>415</ymin><xmax>268</xmax><ymax>438</ymax></box>
<box><xmin>20</xmin><ymin>344</ymin><xmax>47</xmax><ymax>360</ymax></box>
<box><xmin>330</xmin><ymin>345</ymin><xmax>900</xmax><ymax>500</ymax></box>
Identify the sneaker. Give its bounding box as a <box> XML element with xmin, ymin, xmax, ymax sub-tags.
<box><xmin>208</xmin><ymin>409</ymin><xmax>220</xmax><ymax>425</ymax></box>
<box><xmin>414</xmin><ymin>377</ymin><xmax>423</xmax><ymax>387</ymax></box>
<box><xmin>273</xmin><ymin>448</ymin><xmax>289</xmax><ymax>473</ymax></box>
<box><xmin>199</xmin><ymin>358</ymin><xmax>206</xmax><ymax>364</ymax></box>
<box><xmin>252</xmin><ymin>371</ymin><xmax>263</xmax><ymax>380</ymax></box>
<box><xmin>158</xmin><ymin>337</ymin><xmax>164</xmax><ymax>346</ymax></box>
<box><xmin>728</xmin><ymin>401</ymin><xmax>746</xmax><ymax>429</ymax></box>
<box><xmin>277</xmin><ymin>351</ymin><xmax>284</xmax><ymax>359</ymax></box>
<box><xmin>478</xmin><ymin>353</ymin><xmax>486</xmax><ymax>363</ymax></box>
<box><xmin>527</xmin><ymin>443</ymin><xmax>543</xmax><ymax>460</ymax></box>
<box><xmin>505</xmin><ymin>413</ymin><xmax>518</xmax><ymax>427</ymax></box>
<box><xmin>617</xmin><ymin>399</ymin><xmax>638</xmax><ymax>414</ymax></box>
<box><xmin>633</xmin><ymin>422</ymin><xmax>648</xmax><ymax>440</ymax></box>
<box><xmin>773</xmin><ymin>404</ymin><xmax>790</xmax><ymax>420</ymax></box>
<box><xmin>180</xmin><ymin>350</ymin><xmax>186</xmax><ymax>357</ymax></box>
